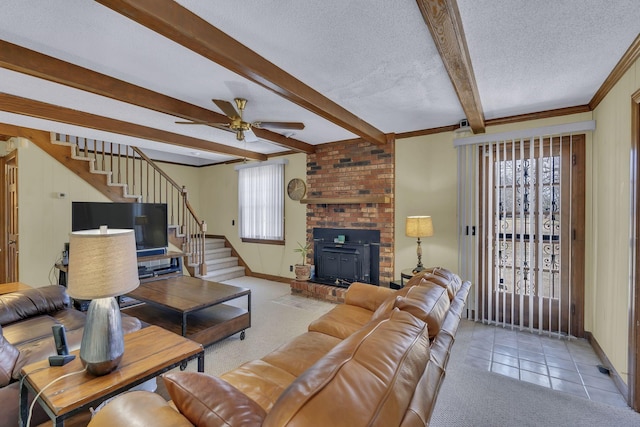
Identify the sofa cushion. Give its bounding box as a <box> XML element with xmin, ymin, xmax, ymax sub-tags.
<box><xmin>1</xmin><ymin>316</ymin><xmax>60</xmax><ymax>346</ymax></box>
<box><xmin>0</xmin><ymin>286</ymin><xmax>69</xmax><ymax>326</ymax></box>
<box><xmin>220</xmin><ymin>359</ymin><xmax>298</xmax><ymax>412</ymax></box>
<box><xmin>164</xmin><ymin>371</ymin><xmax>266</xmax><ymax>427</ymax></box>
<box><xmin>262</xmin><ymin>331</ymin><xmax>341</xmax><ymax>377</ymax></box>
<box><xmin>403</xmin><ymin>267</ymin><xmax>462</xmax><ymax>301</ymax></box>
<box><xmin>0</xmin><ymin>325</ymin><xmax>19</xmax><ymax>387</ymax></box>
<box><xmin>394</xmin><ymin>282</ymin><xmax>450</xmax><ymax>339</ymax></box>
<box><xmin>50</xmin><ymin>308</ymin><xmax>90</xmax><ymax>333</ymax></box>
<box><xmin>308</xmin><ymin>304</ymin><xmax>374</xmax><ymax>339</ymax></box>
<box><xmin>344</xmin><ymin>282</ymin><xmax>395</xmax><ymax>312</ymax></box>
<box><xmin>263</xmin><ymin>308</ymin><xmax>431</xmax><ymax>427</ymax></box>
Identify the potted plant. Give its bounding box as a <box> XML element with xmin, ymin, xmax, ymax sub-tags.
<box><xmin>293</xmin><ymin>241</ymin><xmax>312</xmax><ymax>280</ymax></box>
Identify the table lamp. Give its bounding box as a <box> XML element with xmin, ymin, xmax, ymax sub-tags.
<box><xmin>405</xmin><ymin>216</ymin><xmax>434</xmax><ymax>273</ymax></box>
<box><xmin>67</xmin><ymin>226</ymin><xmax>140</xmax><ymax>376</ymax></box>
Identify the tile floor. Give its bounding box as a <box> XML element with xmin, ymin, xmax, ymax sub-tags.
<box><xmin>464</xmin><ymin>321</ymin><xmax>629</xmax><ymax>408</ymax></box>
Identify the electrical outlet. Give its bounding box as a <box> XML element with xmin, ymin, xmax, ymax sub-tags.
<box><xmin>232</xmin><ymin>219</ymin><xmax>235</xmax><ymax>226</ymax></box>
<box><xmin>289</xmin><ymin>265</ymin><xmax>293</xmax><ymax>272</ymax></box>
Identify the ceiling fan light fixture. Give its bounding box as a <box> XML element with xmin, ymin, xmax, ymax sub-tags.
<box><xmin>176</xmin><ymin>97</ymin><xmax>304</xmax><ymax>143</ymax></box>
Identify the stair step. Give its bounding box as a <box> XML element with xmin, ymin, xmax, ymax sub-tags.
<box><xmin>204</xmin><ymin>247</ymin><xmax>232</xmax><ymax>260</ymax></box>
<box><xmin>204</xmin><ymin>239</ymin><xmax>225</xmax><ymax>250</ymax></box>
<box><xmin>201</xmin><ymin>266</ymin><xmax>246</xmax><ymax>282</ymax></box>
<box><xmin>205</xmin><ymin>256</ymin><xmax>238</xmax><ymax>270</ymax></box>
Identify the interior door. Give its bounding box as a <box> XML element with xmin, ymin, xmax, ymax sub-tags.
<box><xmin>3</xmin><ymin>151</ymin><xmax>18</xmax><ymax>283</ymax></box>
<box><xmin>479</xmin><ymin>135</ymin><xmax>585</xmax><ymax>336</ymax></box>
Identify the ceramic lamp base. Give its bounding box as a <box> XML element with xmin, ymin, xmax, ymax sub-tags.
<box><xmin>80</xmin><ymin>297</ymin><xmax>124</xmax><ymax>376</ymax></box>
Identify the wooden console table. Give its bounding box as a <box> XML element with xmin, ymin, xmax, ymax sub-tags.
<box><xmin>0</xmin><ymin>282</ymin><xmax>31</xmax><ymax>295</ymax></box>
<box><xmin>19</xmin><ymin>326</ymin><xmax>203</xmax><ymax>427</ymax></box>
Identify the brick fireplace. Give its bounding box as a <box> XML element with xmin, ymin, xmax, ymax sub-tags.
<box><xmin>305</xmin><ymin>138</ymin><xmax>395</xmax><ymax>288</ymax></box>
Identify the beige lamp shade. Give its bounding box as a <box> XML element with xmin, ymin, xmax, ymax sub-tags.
<box><xmin>67</xmin><ymin>228</ymin><xmax>140</xmax><ymax>300</ymax></box>
<box><xmin>405</xmin><ymin>216</ymin><xmax>434</xmax><ymax>238</ymax></box>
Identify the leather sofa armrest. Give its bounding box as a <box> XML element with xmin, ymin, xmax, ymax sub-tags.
<box><xmin>88</xmin><ymin>391</ymin><xmax>193</xmax><ymax>427</ymax></box>
<box><xmin>345</xmin><ymin>282</ymin><xmax>395</xmax><ymax>312</ymax></box>
<box><xmin>163</xmin><ymin>371</ymin><xmax>266</xmax><ymax>426</ymax></box>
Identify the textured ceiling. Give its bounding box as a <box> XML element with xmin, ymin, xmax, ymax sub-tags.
<box><xmin>0</xmin><ymin>0</ymin><xmax>638</xmax><ymax>165</ymax></box>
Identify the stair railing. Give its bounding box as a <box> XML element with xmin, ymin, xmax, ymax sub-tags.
<box><xmin>55</xmin><ymin>133</ymin><xmax>207</xmax><ymax>276</ymax></box>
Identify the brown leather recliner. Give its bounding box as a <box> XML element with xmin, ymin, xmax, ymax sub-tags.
<box><xmin>0</xmin><ymin>285</ymin><xmax>141</xmax><ymax>427</ymax></box>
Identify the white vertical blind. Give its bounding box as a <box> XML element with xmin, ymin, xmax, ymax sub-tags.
<box><xmin>237</xmin><ymin>162</ymin><xmax>285</xmax><ymax>240</ymax></box>
<box><xmin>456</xmin><ymin>121</ymin><xmax>593</xmax><ymax>335</ymax></box>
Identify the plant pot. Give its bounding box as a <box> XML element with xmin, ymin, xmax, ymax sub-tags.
<box><xmin>294</xmin><ymin>264</ymin><xmax>311</xmax><ymax>281</ymax></box>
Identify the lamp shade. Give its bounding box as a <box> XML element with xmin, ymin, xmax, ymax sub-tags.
<box><xmin>67</xmin><ymin>228</ymin><xmax>140</xmax><ymax>300</ymax></box>
<box><xmin>405</xmin><ymin>216</ymin><xmax>434</xmax><ymax>238</ymax></box>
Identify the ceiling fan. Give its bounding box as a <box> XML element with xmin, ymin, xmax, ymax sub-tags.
<box><xmin>176</xmin><ymin>98</ymin><xmax>305</xmax><ymax>142</ymax></box>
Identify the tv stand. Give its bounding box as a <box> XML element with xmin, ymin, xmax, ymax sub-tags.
<box><xmin>137</xmin><ymin>247</ymin><xmax>167</xmax><ymax>258</ymax></box>
<box><xmin>56</xmin><ymin>250</ymin><xmax>185</xmax><ymax>310</ymax></box>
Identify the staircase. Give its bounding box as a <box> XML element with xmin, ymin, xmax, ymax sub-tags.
<box><xmin>37</xmin><ymin>132</ymin><xmax>245</xmax><ymax>280</ymax></box>
<box><xmin>200</xmin><ymin>238</ymin><xmax>246</xmax><ymax>282</ymax></box>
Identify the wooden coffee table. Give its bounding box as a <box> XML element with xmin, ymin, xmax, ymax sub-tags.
<box><xmin>19</xmin><ymin>326</ymin><xmax>203</xmax><ymax>427</ymax></box>
<box><xmin>123</xmin><ymin>276</ymin><xmax>251</xmax><ymax>346</ymax></box>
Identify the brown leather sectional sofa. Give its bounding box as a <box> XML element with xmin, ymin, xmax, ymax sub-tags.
<box><xmin>0</xmin><ymin>285</ymin><xmax>141</xmax><ymax>427</ymax></box>
<box><xmin>89</xmin><ymin>267</ymin><xmax>471</xmax><ymax>427</ymax></box>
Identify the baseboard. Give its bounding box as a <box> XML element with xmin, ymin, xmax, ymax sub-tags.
<box><xmin>584</xmin><ymin>330</ymin><xmax>629</xmax><ymax>402</ymax></box>
<box><xmin>248</xmin><ymin>271</ymin><xmax>292</xmax><ymax>284</ymax></box>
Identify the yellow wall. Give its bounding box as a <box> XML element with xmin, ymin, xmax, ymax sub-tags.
<box><xmin>197</xmin><ymin>153</ymin><xmax>308</xmax><ymax>278</ymax></box>
<box><xmin>13</xmin><ymin>142</ymin><xmax>201</xmax><ymax>286</ymax></box>
<box><xmin>395</xmin><ymin>132</ymin><xmax>460</xmax><ymax>277</ymax></box>
<box><xmin>588</xmin><ymin>56</ymin><xmax>640</xmax><ymax>384</ymax></box>
<box><xmin>16</xmin><ymin>141</ymin><xmax>110</xmax><ymax>286</ymax></box>
<box><xmin>394</xmin><ymin>112</ymin><xmax>593</xmax><ymax>281</ymax></box>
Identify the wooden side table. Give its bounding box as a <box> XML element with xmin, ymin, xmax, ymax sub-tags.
<box><xmin>0</xmin><ymin>282</ymin><xmax>31</xmax><ymax>295</ymax></box>
<box><xmin>19</xmin><ymin>326</ymin><xmax>204</xmax><ymax>427</ymax></box>
<box><xmin>401</xmin><ymin>268</ymin><xmax>417</xmax><ymax>287</ymax></box>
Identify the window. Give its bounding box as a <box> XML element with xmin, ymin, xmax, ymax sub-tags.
<box><xmin>236</xmin><ymin>160</ymin><xmax>286</xmax><ymax>243</ymax></box>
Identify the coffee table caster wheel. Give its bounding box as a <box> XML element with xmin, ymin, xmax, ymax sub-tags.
<box><xmin>240</xmin><ymin>330</ymin><xmax>246</xmax><ymax>340</ymax></box>
<box><xmin>180</xmin><ymin>361</ymin><xmax>188</xmax><ymax>371</ymax></box>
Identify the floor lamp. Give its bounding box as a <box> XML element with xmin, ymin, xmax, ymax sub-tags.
<box><xmin>67</xmin><ymin>227</ymin><xmax>140</xmax><ymax>376</ymax></box>
<box><xmin>405</xmin><ymin>216</ymin><xmax>434</xmax><ymax>273</ymax></box>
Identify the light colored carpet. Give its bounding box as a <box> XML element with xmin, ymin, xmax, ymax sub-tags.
<box><xmin>430</xmin><ymin>320</ymin><xmax>640</xmax><ymax>427</ymax></box>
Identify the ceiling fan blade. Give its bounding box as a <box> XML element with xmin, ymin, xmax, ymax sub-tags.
<box><xmin>212</xmin><ymin>99</ymin><xmax>240</xmax><ymax>119</ymax></box>
<box><xmin>254</xmin><ymin>121</ymin><xmax>305</xmax><ymax>130</ymax></box>
<box><xmin>175</xmin><ymin>120</ymin><xmax>231</xmax><ymax>128</ymax></box>
<box><xmin>244</xmin><ymin>128</ymin><xmax>259</xmax><ymax>143</ymax></box>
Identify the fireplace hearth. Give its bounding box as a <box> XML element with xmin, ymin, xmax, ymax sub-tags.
<box><xmin>311</xmin><ymin>228</ymin><xmax>380</xmax><ymax>287</ymax></box>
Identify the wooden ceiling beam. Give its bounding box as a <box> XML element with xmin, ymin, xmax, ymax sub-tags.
<box><xmin>0</xmin><ymin>40</ymin><xmax>313</xmax><ymax>154</ymax></box>
<box><xmin>416</xmin><ymin>0</ymin><xmax>485</xmax><ymax>133</ymax></box>
<box><xmin>96</xmin><ymin>0</ymin><xmax>389</xmax><ymax>146</ymax></box>
<box><xmin>0</xmin><ymin>93</ymin><xmax>267</xmax><ymax>161</ymax></box>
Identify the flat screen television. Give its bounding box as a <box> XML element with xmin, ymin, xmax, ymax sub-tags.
<box><xmin>72</xmin><ymin>202</ymin><xmax>168</xmax><ymax>252</ymax></box>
